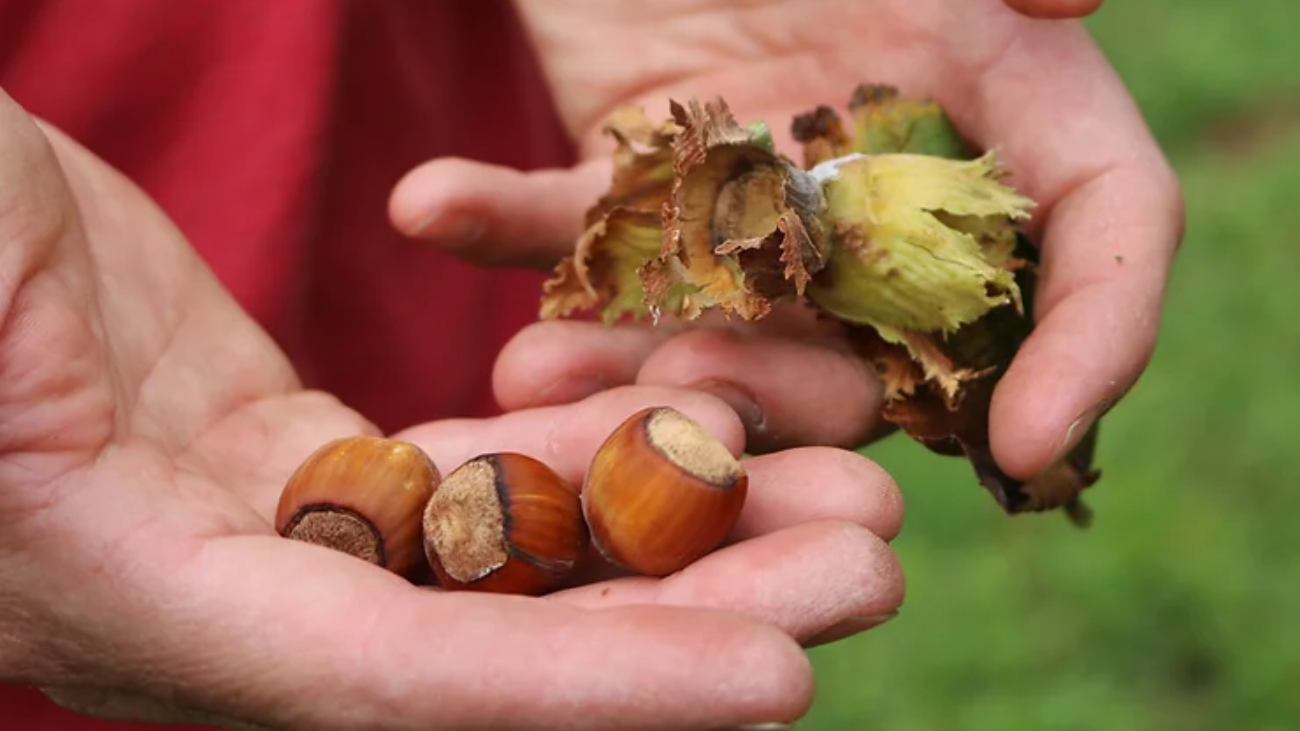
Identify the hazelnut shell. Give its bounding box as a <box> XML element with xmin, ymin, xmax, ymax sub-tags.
<box><xmin>276</xmin><ymin>436</ymin><xmax>440</xmax><ymax>579</ymax></box>
<box><xmin>423</xmin><ymin>452</ymin><xmax>588</xmax><ymax>595</ymax></box>
<box><xmin>582</xmin><ymin>406</ymin><xmax>748</xmax><ymax>576</ymax></box>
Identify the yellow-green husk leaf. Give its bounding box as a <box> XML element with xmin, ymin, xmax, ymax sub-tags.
<box><xmin>806</xmin><ymin>151</ymin><xmax>1034</xmax><ymax>334</ymax></box>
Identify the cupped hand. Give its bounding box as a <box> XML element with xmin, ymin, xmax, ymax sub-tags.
<box><xmin>389</xmin><ymin>0</ymin><xmax>1182</xmax><ymax>480</ymax></box>
<box><xmin>0</xmin><ymin>91</ymin><xmax>904</xmax><ymax>731</ymax></box>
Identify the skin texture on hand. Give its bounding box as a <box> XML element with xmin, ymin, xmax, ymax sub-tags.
<box><xmin>0</xmin><ymin>90</ymin><xmax>904</xmax><ymax>731</ymax></box>
<box><xmin>390</xmin><ymin>0</ymin><xmax>1183</xmax><ymax>482</ymax></box>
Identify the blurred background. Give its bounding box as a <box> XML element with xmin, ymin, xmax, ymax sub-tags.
<box><xmin>803</xmin><ymin>1</ymin><xmax>1300</xmax><ymax>729</ymax></box>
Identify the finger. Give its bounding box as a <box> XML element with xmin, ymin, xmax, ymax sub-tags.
<box><xmin>492</xmin><ymin>319</ymin><xmax>676</xmax><ymax>411</ymax></box>
<box><xmin>492</xmin><ymin>305</ymin><xmax>844</xmax><ymax>413</ymax></box>
<box><xmin>493</xmin><ymin>315</ymin><xmax>884</xmax><ymax>453</ymax></box>
<box><xmin>149</xmin><ymin>536</ymin><xmax>812</xmax><ymax>731</ymax></box>
<box><xmin>552</xmin><ymin>521</ymin><xmax>905</xmax><ymax>648</ymax></box>
<box><xmin>0</xmin><ymin>90</ymin><xmax>68</xmax><ymax>271</ymax></box>
<box><xmin>393</xmin><ymin>385</ymin><xmax>744</xmax><ymax>483</ymax></box>
<box><xmin>959</xmin><ymin>23</ymin><xmax>1184</xmax><ymax>479</ymax></box>
<box><xmin>558</xmin><ymin>435</ymin><xmax>904</xmax><ymax>588</ymax></box>
<box><xmin>635</xmin><ymin>328</ymin><xmax>884</xmax><ymax>453</ymax></box>
<box><xmin>560</xmin><ymin>447</ymin><xmax>905</xmax><ymax>642</ymax></box>
<box><xmin>388</xmin><ymin>157</ymin><xmax>610</xmax><ymax>270</ymax></box>
<box><xmin>1002</xmin><ymin>0</ymin><xmax>1104</xmax><ymax>19</ymax></box>
<box><xmin>0</xmin><ymin>91</ymin><xmax>114</xmax><ymax>478</ymax></box>
<box><xmin>991</xmin><ymin>163</ymin><xmax>1181</xmax><ymax>478</ymax></box>
<box><xmin>730</xmin><ymin>447</ymin><xmax>904</xmax><ymax>544</ymax></box>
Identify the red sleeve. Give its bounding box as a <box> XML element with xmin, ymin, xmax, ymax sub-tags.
<box><xmin>0</xmin><ymin>1</ymin><xmax>574</xmax><ymax>727</ymax></box>
<box><xmin>1</xmin><ymin>0</ymin><xmax>575</xmax><ymax>430</ymax></box>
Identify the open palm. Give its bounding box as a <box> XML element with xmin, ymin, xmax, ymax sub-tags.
<box><xmin>0</xmin><ymin>90</ymin><xmax>904</xmax><ymax>731</ymax></box>
<box><xmin>392</xmin><ymin>0</ymin><xmax>1183</xmax><ymax>482</ymax></box>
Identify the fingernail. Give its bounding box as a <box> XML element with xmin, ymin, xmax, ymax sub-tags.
<box><xmin>1047</xmin><ymin>400</ymin><xmax>1110</xmax><ymax>466</ymax></box>
<box><xmin>414</xmin><ymin>211</ymin><xmax>486</xmax><ymax>245</ymax></box>
<box><xmin>530</xmin><ymin>374</ymin><xmax>609</xmax><ymax>408</ymax></box>
<box><xmin>804</xmin><ymin>611</ymin><xmax>900</xmax><ymax>648</ymax></box>
<box><xmin>695</xmin><ymin>380</ymin><xmax>767</xmax><ymax>435</ymax></box>
<box><xmin>851</xmin><ymin>610</ymin><xmax>900</xmax><ymax>627</ymax></box>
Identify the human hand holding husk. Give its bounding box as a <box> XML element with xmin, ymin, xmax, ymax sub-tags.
<box><xmin>391</xmin><ymin>0</ymin><xmax>1182</xmax><ymax>498</ymax></box>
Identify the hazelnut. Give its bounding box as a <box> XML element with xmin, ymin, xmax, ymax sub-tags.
<box><xmin>276</xmin><ymin>436</ymin><xmax>440</xmax><ymax>579</ymax></box>
<box><xmin>582</xmin><ymin>406</ymin><xmax>748</xmax><ymax>576</ymax></box>
<box><xmin>422</xmin><ymin>452</ymin><xmax>588</xmax><ymax>595</ymax></box>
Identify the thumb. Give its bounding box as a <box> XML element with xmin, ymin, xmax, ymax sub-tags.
<box><xmin>389</xmin><ymin>157</ymin><xmax>611</xmax><ymax>270</ymax></box>
<box><xmin>0</xmin><ymin>89</ymin><xmax>113</xmax><ymax>474</ymax></box>
<box><xmin>0</xmin><ymin>88</ymin><xmax>75</xmax><ymax>309</ymax></box>
<box><xmin>1002</xmin><ymin>0</ymin><xmax>1104</xmax><ymax>19</ymax></box>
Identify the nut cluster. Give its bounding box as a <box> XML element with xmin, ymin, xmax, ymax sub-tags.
<box><xmin>274</xmin><ymin>406</ymin><xmax>748</xmax><ymax>594</ymax></box>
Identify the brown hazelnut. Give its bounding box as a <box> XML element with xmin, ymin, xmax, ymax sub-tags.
<box><xmin>581</xmin><ymin>406</ymin><xmax>748</xmax><ymax>576</ymax></box>
<box><xmin>276</xmin><ymin>436</ymin><xmax>440</xmax><ymax>579</ymax></box>
<box><xmin>422</xmin><ymin>452</ymin><xmax>588</xmax><ymax>595</ymax></box>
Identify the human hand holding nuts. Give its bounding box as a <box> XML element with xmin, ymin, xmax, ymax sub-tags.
<box><xmin>264</xmin><ymin>386</ymin><xmax>906</xmax><ymax>729</ymax></box>
<box><xmin>0</xmin><ymin>42</ymin><xmax>905</xmax><ymax>731</ymax></box>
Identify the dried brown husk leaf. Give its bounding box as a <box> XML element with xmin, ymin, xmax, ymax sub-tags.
<box><xmin>539</xmin><ymin>208</ymin><xmax>664</xmax><ymax>323</ymax></box>
<box><xmin>791</xmin><ymin>104</ymin><xmax>855</xmax><ymax>168</ymax></box>
<box><xmin>585</xmin><ymin>106</ymin><xmax>682</xmax><ymax>226</ymax></box>
<box><xmin>540</xmin><ymin>107</ymin><xmax>680</xmax><ymax>322</ymax></box>
<box><xmin>641</xmin><ymin>98</ymin><xmax>826</xmax><ymax>321</ymax></box>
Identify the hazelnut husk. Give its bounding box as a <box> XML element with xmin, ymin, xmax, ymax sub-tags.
<box><xmin>537</xmin><ymin>88</ymin><xmax>1101</xmax><ymax>526</ymax></box>
<box><xmin>422</xmin><ymin>452</ymin><xmax>589</xmax><ymax>595</ymax></box>
<box><xmin>582</xmin><ymin>406</ymin><xmax>748</xmax><ymax>576</ymax></box>
<box><xmin>275</xmin><ymin>436</ymin><xmax>441</xmax><ymax>579</ymax></box>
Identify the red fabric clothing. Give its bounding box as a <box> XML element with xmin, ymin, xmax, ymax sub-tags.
<box><xmin>0</xmin><ymin>0</ymin><xmax>573</xmax><ymax>728</ymax></box>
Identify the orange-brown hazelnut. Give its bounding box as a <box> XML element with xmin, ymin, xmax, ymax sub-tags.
<box><xmin>276</xmin><ymin>436</ymin><xmax>440</xmax><ymax>579</ymax></box>
<box><xmin>422</xmin><ymin>452</ymin><xmax>588</xmax><ymax>595</ymax></box>
<box><xmin>581</xmin><ymin>406</ymin><xmax>748</xmax><ymax>576</ymax></box>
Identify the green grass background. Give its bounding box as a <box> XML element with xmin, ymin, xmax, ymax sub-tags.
<box><xmin>802</xmin><ymin>2</ymin><xmax>1300</xmax><ymax>729</ymax></box>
